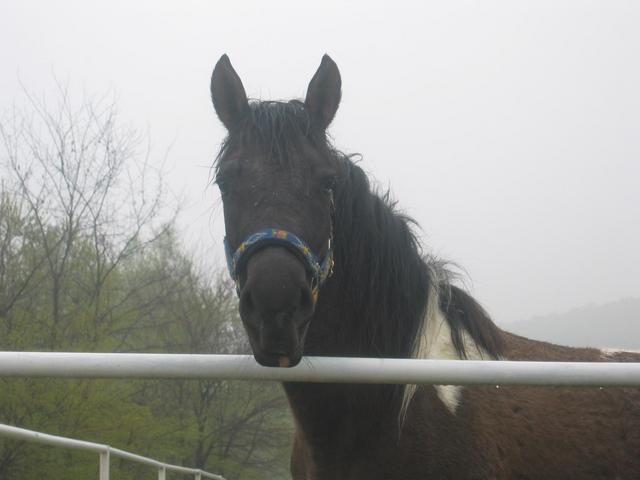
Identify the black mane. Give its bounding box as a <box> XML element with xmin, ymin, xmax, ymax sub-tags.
<box><xmin>326</xmin><ymin>159</ymin><xmax>430</xmax><ymax>357</ymax></box>
<box><xmin>327</xmin><ymin>157</ymin><xmax>503</xmax><ymax>360</ymax></box>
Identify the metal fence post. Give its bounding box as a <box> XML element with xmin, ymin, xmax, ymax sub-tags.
<box><xmin>158</xmin><ymin>466</ymin><xmax>166</xmax><ymax>480</ymax></box>
<box><xmin>195</xmin><ymin>471</ymin><xmax>202</xmax><ymax>480</ymax></box>
<box><xmin>99</xmin><ymin>449</ymin><xmax>110</xmax><ymax>480</ymax></box>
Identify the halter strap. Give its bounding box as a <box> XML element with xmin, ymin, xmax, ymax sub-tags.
<box><xmin>224</xmin><ymin>228</ymin><xmax>334</xmax><ymax>304</ymax></box>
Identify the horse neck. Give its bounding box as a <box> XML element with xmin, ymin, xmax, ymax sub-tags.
<box><xmin>283</xmin><ymin>161</ymin><xmax>431</xmax><ymax>438</ymax></box>
<box><xmin>310</xmin><ymin>162</ymin><xmax>430</xmax><ymax>358</ymax></box>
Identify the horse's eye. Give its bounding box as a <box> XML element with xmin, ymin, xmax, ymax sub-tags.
<box><xmin>321</xmin><ymin>175</ymin><xmax>337</xmax><ymax>193</ymax></box>
<box><xmin>216</xmin><ymin>177</ymin><xmax>229</xmax><ymax>196</ymax></box>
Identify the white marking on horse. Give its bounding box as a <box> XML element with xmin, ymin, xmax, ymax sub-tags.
<box><xmin>401</xmin><ymin>275</ymin><xmax>494</xmax><ymax>419</ymax></box>
<box><xmin>434</xmin><ymin>385</ymin><xmax>463</xmax><ymax>414</ymax></box>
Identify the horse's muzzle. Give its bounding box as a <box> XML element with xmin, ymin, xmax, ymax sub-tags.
<box><xmin>238</xmin><ymin>246</ymin><xmax>314</xmax><ymax>367</ymax></box>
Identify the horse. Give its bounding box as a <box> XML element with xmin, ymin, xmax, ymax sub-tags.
<box><xmin>209</xmin><ymin>54</ymin><xmax>640</xmax><ymax>479</ymax></box>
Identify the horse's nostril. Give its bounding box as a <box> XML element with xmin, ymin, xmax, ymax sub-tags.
<box><xmin>240</xmin><ymin>289</ymin><xmax>254</xmax><ymax>315</ymax></box>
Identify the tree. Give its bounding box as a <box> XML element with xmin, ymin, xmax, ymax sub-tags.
<box><xmin>0</xmin><ymin>84</ymin><xmax>178</xmax><ymax>478</ymax></box>
<box><xmin>132</xmin><ymin>248</ymin><xmax>293</xmax><ymax>479</ymax></box>
<box><xmin>0</xmin><ymin>83</ymin><xmax>173</xmax><ymax>350</ymax></box>
<box><xmin>0</xmin><ymin>87</ymin><xmax>293</xmax><ymax>479</ymax></box>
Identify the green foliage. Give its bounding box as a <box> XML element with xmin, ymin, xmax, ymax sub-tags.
<box><xmin>0</xmin><ymin>94</ymin><xmax>292</xmax><ymax>479</ymax></box>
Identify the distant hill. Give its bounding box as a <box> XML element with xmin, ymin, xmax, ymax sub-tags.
<box><xmin>506</xmin><ymin>297</ymin><xmax>640</xmax><ymax>350</ymax></box>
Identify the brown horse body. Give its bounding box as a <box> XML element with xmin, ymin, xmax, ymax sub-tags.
<box><xmin>209</xmin><ymin>54</ymin><xmax>640</xmax><ymax>479</ymax></box>
<box><xmin>289</xmin><ymin>331</ymin><xmax>640</xmax><ymax>479</ymax></box>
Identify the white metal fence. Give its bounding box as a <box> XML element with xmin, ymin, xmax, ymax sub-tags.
<box><xmin>0</xmin><ymin>423</ymin><xmax>225</xmax><ymax>480</ymax></box>
<box><xmin>1</xmin><ymin>352</ymin><xmax>640</xmax><ymax>386</ymax></box>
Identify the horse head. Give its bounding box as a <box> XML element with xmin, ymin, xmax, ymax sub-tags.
<box><xmin>211</xmin><ymin>54</ymin><xmax>342</xmax><ymax>368</ymax></box>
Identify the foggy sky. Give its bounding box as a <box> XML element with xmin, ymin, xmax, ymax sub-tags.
<box><xmin>1</xmin><ymin>0</ymin><xmax>639</xmax><ymax>325</ymax></box>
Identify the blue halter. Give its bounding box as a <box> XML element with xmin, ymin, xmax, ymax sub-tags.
<box><xmin>224</xmin><ymin>228</ymin><xmax>334</xmax><ymax>304</ymax></box>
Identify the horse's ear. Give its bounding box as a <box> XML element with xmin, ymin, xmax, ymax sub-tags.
<box><xmin>305</xmin><ymin>55</ymin><xmax>342</xmax><ymax>130</ymax></box>
<box><xmin>211</xmin><ymin>54</ymin><xmax>249</xmax><ymax>131</ymax></box>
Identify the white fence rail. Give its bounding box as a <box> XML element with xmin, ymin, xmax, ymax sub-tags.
<box><xmin>1</xmin><ymin>352</ymin><xmax>640</xmax><ymax>386</ymax></box>
<box><xmin>0</xmin><ymin>423</ymin><xmax>225</xmax><ymax>480</ymax></box>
